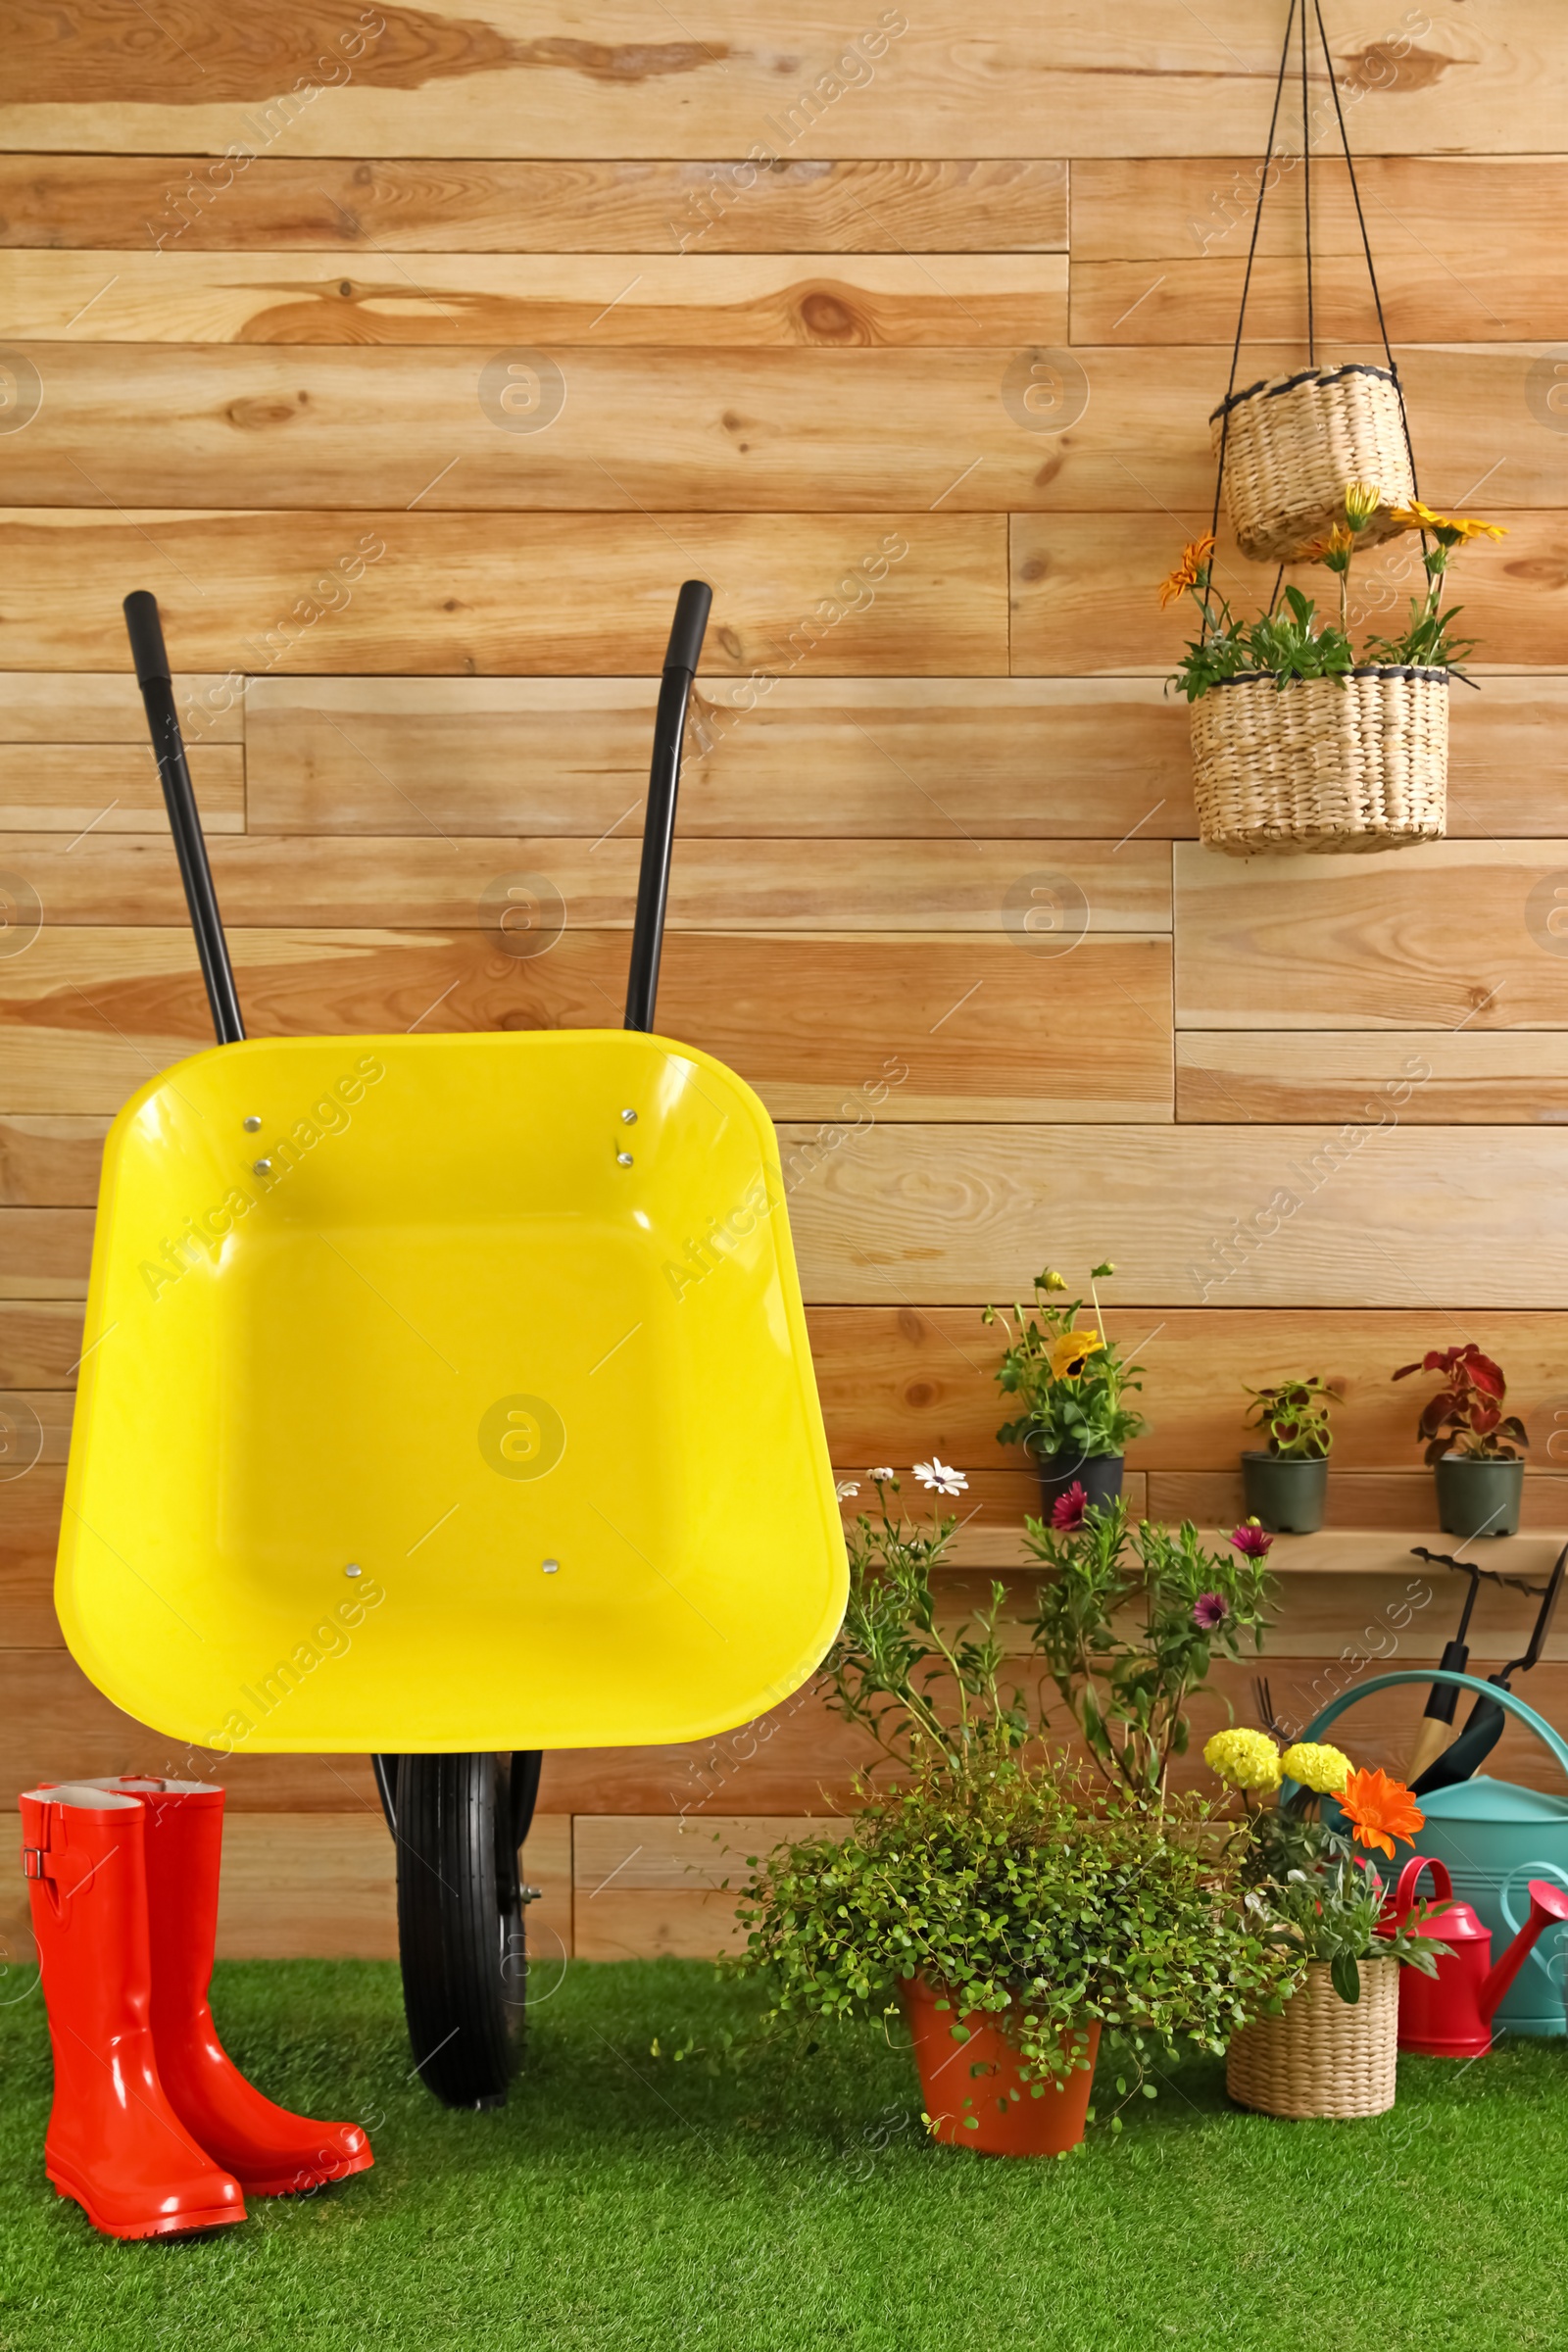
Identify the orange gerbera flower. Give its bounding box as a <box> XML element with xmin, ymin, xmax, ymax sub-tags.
<box><xmin>1339</xmin><ymin>1766</ymin><xmax>1424</xmax><ymax>1861</ymax></box>
<box><xmin>1158</xmin><ymin>534</ymin><xmax>1216</xmax><ymax>607</ymax></box>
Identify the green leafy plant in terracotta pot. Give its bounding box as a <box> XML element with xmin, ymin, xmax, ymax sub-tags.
<box><xmin>730</xmin><ymin>1474</ymin><xmax>1294</xmax><ymax>2156</ymax></box>
<box><xmin>1241</xmin><ymin>1374</ymin><xmax>1341</xmax><ymax>1534</ymax></box>
<box><xmin>983</xmin><ymin>1263</ymin><xmax>1146</xmax><ymax>1518</ymax></box>
<box><xmin>1393</xmin><ymin>1343</ymin><xmax>1528</xmax><ymax>1538</ymax></box>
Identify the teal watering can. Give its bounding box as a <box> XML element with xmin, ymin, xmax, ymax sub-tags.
<box><xmin>1290</xmin><ymin>1671</ymin><xmax>1568</xmax><ymax>2040</ymax></box>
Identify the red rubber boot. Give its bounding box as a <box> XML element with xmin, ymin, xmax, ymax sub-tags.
<box><xmin>84</xmin><ymin>1780</ymin><xmax>372</xmax><ymax>2196</ymax></box>
<box><xmin>20</xmin><ymin>1785</ymin><xmax>247</xmax><ymax>2239</ymax></box>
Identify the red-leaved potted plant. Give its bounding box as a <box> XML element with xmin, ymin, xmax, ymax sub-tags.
<box><xmin>1393</xmin><ymin>1344</ymin><xmax>1528</xmax><ymax>1539</ymax></box>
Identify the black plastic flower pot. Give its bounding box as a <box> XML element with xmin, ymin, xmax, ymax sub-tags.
<box><xmin>1034</xmin><ymin>1450</ymin><xmax>1124</xmax><ymax>1520</ymax></box>
<box><xmin>1435</xmin><ymin>1453</ymin><xmax>1523</xmax><ymax>1540</ymax></box>
<box><xmin>1241</xmin><ymin>1451</ymin><xmax>1329</xmax><ymax>1535</ymax></box>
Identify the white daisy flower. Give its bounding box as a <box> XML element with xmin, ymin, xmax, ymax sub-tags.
<box><xmin>868</xmin><ymin>1467</ymin><xmax>896</xmax><ymax>1483</ymax></box>
<box><xmin>835</xmin><ymin>1480</ymin><xmax>860</xmax><ymax>1499</ymax></box>
<box><xmin>913</xmin><ymin>1458</ymin><xmax>967</xmax><ymax>1496</ymax></box>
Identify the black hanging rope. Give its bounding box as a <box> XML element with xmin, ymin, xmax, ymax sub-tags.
<box><xmin>1207</xmin><ymin>0</ymin><xmax>1298</xmax><ymax>562</ymax></box>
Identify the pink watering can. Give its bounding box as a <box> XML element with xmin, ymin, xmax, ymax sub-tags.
<box><xmin>1383</xmin><ymin>1855</ymin><xmax>1568</xmax><ymax>2058</ymax></box>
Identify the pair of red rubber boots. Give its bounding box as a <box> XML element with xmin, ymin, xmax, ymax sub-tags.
<box><xmin>21</xmin><ymin>1777</ymin><xmax>372</xmax><ymax>2239</ymax></box>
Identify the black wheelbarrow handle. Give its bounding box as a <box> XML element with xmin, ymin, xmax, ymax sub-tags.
<box><xmin>123</xmin><ymin>591</ymin><xmax>246</xmax><ymax>1047</ymax></box>
<box><xmin>624</xmin><ymin>579</ymin><xmax>712</xmax><ymax>1034</ymax></box>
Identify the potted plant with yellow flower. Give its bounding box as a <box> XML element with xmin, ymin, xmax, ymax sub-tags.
<box><xmin>1204</xmin><ymin>1728</ymin><xmax>1448</xmax><ymax>2120</ymax></box>
<box><xmin>1163</xmin><ymin>486</ymin><xmax>1504</xmax><ymax>857</ymax></box>
<box><xmin>983</xmin><ymin>1262</ymin><xmax>1145</xmax><ymax>1518</ymax></box>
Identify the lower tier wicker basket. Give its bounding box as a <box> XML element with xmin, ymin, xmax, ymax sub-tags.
<box><xmin>1190</xmin><ymin>666</ymin><xmax>1447</xmax><ymax>857</ymax></box>
<box><xmin>1227</xmin><ymin>1959</ymin><xmax>1398</xmax><ymax>2120</ymax></box>
<box><xmin>1210</xmin><ymin>363</ymin><xmax>1416</xmax><ymax>564</ymax></box>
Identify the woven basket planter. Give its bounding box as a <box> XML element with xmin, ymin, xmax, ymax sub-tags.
<box><xmin>1190</xmin><ymin>666</ymin><xmax>1447</xmax><ymax>857</ymax></box>
<box><xmin>1227</xmin><ymin>1960</ymin><xmax>1398</xmax><ymax>2120</ymax></box>
<box><xmin>1210</xmin><ymin>364</ymin><xmax>1416</xmax><ymax>564</ymax></box>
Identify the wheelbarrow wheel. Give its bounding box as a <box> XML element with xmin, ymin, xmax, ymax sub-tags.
<box><xmin>393</xmin><ymin>1751</ymin><xmax>538</xmax><ymax>2109</ymax></box>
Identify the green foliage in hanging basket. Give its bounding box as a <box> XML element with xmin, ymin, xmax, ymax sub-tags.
<box><xmin>1163</xmin><ymin>493</ymin><xmax>1502</xmax><ymax>704</ymax></box>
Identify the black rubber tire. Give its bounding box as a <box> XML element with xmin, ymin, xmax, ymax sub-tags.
<box><xmin>394</xmin><ymin>1752</ymin><xmax>526</xmax><ymax>2109</ymax></box>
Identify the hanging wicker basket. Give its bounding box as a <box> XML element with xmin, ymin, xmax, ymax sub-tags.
<box><xmin>1190</xmin><ymin>665</ymin><xmax>1446</xmax><ymax>857</ymax></box>
<box><xmin>1211</xmin><ymin>364</ymin><xmax>1416</xmax><ymax>564</ymax></box>
<box><xmin>1227</xmin><ymin>1959</ymin><xmax>1398</xmax><ymax>2120</ymax></box>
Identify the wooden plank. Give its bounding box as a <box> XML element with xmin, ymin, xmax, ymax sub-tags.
<box><xmin>243</xmin><ymin>673</ymin><xmax>1568</xmax><ymax>843</ymax></box>
<box><xmin>1009</xmin><ymin>514</ymin><xmax>1568</xmax><ymax>676</ymax></box>
<box><xmin>0</xmin><ymin>1118</ymin><xmax>105</xmax><ymax>1205</ymax></box>
<box><xmin>805</xmin><ymin>1305</ymin><xmax>1568</xmax><ymax>1473</ymax></box>
<box><xmin>0</xmin><ymin>157</ymin><xmax>1070</xmax><ymax>253</ymax></box>
<box><xmin>247</xmin><ymin>675</ymin><xmax>1197</xmax><ymax>840</ymax></box>
<box><xmin>1070</xmin><ymin>158</ymin><xmax>1568</xmax><ymax>343</ymax></box>
<box><xmin>4</xmin><ymin>343</ymin><xmax>1554</xmax><ymax>514</ymax></box>
<box><xmin>0</xmin><ymin>743</ymin><xmax>243</xmax><ymax>833</ymax></box>
<box><xmin>0</xmin><ymin>1649</ymin><xmax>381</xmax><ymax>1809</ymax></box>
<box><xmin>1174</xmin><ymin>842</ymin><xmax>1568</xmax><ymax>1031</ymax></box>
<box><xmin>1179</xmin><ymin>1032</ymin><xmax>1568</xmax><ymax>1124</ymax></box>
<box><xmin>572</xmin><ymin>1815</ymin><xmax>847</xmax><ymax>1961</ymax></box>
<box><xmin>0</xmin><ymin>838</ymin><xmax>1168</xmax><ymax>932</ymax></box>
<box><xmin>0</xmin><ymin>511</ymin><xmax>1004</xmax><ymax>674</ymax></box>
<box><xmin>0</xmin><ymin>1810</ymin><xmax>571</xmax><ymax>1964</ymax></box>
<box><xmin>779</xmin><ymin>1123</ymin><xmax>1568</xmax><ymax>1307</ymax></box>
<box><xmin>0</xmin><ymin>253</ymin><xmax>1067</xmax><ymax>347</ymax></box>
<box><xmin>0</xmin><ymin>1209</ymin><xmax>92</xmax><ymax>1298</ymax></box>
<box><xmin>5</xmin><ymin>6</ymin><xmax>1559</xmax><ymax>159</ymax></box>
<box><xmin>0</xmin><ymin>673</ymin><xmax>242</xmax><ymax>743</ymax></box>
<box><xmin>0</xmin><ymin>1300</ymin><xmax>82</xmax><ymax>1384</ymax></box>
<box><xmin>0</xmin><ymin>928</ymin><xmax>1175</xmax><ymax>1122</ymax></box>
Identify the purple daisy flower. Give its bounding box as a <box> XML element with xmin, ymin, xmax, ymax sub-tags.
<box><xmin>1051</xmin><ymin>1481</ymin><xmax>1089</xmax><ymax>1532</ymax></box>
<box><xmin>1193</xmin><ymin>1592</ymin><xmax>1230</xmax><ymax>1630</ymax></box>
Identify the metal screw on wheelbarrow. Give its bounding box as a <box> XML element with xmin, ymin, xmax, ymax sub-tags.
<box><xmin>84</xmin><ymin>578</ymin><xmax>845</xmax><ymax>2110</ymax></box>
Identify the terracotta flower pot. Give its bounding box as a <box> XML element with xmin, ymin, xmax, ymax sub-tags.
<box><xmin>902</xmin><ymin>1976</ymin><xmax>1101</xmax><ymax>2157</ymax></box>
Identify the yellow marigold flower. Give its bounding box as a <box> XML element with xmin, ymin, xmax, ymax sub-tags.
<box><xmin>1157</xmin><ymin>533</ymin><xmax>1216</xmax><ymax>608</ymax></box>
<box><xmin>1280</xmin><ymin>1740</ymin><xmax>1352</xmax><ymax>1796</ymax></box>
<box><xmin>1203</xmin><ymin>1727</ymin><xmax>1282</xmax><ymax>1792</ymax></box>
<box><xmin>1050</xmin><ymin>1329</ymin><xmax>1103</xmax><ymax>1381</ymax></box>
<box><xmin>1388</xmin><ymin>498</ymin><xmax>1506</xmax><ymax>545</ymax></box>
<box><xmin>1343</xmin><ymin>480</ymin><xmax>1383</xmax><ymax>532</ymax></box>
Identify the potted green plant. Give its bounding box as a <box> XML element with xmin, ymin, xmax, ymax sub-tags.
<box><xmin>1241</xmin><ymin>1374</ymin><xmax>1341</xmax><ymax>1534</ymax></box>
<box><xmin>731</xmin><ymin>1473</ymin><xmax>1295</xmax><ymax>2156</ymax></box>
<box><xmin>1204</xmin><ymin>1731</ymin><xmax>1448</xmax><ymax>2120</ymax></box>
<box><xmin>983</xmin><ymin>1262</ymin><xmax>1145</xmax><ymax>1517</ymax></box>
<box><xmin>1163</xmin><ymin>489</ymin><xmax>1504</xmax><ymax>856</ymax></box>
<box><xmin>1393</xmin><ymin>1343</ymin><xmax>1528</xmax><ymax>1538</ymax></box>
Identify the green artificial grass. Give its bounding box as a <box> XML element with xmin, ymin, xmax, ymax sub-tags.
<box><xmin>2</xmin><ymin>1958</ymin><xmax>1566</xmax><ymax>2352</ymax></box>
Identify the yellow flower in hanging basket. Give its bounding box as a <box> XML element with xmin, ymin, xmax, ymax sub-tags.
<box><xmin>1049</xmin><ymin>1329</ymin><xmax>1104</xmax><ymax>1381</ymax></box>
<box><xmin>1388</xmin><ymin>498</ymin><xmax>1507</xmax><ymax>546</ymax></box>
<box><xmin>1342</xmin><ymin>479</ymin><xmax>1383</xmax><ymax>533</ymax></box>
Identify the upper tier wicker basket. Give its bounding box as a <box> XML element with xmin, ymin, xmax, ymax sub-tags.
<box><xmin>1211</xmin><ymin>363</ymin><xmax>1416</xmax><ymax>564</ymax></box>
<box><xmin>1209</xmin><ymin>0</ymin><xmax>1421</xmax><ymax>573</ymax></box>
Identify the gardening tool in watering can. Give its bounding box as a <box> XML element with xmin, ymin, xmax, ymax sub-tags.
<box><xmin>1285</xmin><ymin>1661</ymin><xmax>1568</xmax><ymax>2038</ymax></box>
<box><xmin>1403</xmin><ymin>1541</ymin><xmax>1567</xmax><ymax>1792</ymax></box>
<box><xmin>1378</xmin><ymin>1854</ymin><xmax>1568</xmax><ymax>2057</ymax></box>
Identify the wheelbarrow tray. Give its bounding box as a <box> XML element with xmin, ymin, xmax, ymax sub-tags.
<box><xmin>57</xmin><ymin>1026</ymin><xmax>845</xmax><ymax>1754</ymax></box>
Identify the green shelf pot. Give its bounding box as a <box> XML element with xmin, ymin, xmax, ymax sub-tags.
<box><xmin>1241</xmin><ymin>1451</ymin><xmax>1328</xmax><ymax>1535</ymax></box>
<box><xmin>1435</xmin><ymin>1452</ymin><xmax>1523</xmax><ymax>1540</ymax></box>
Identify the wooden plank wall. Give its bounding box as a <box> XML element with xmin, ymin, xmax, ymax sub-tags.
<box><xmin>4</xmin><ymin>3</ymin><xmax>1568</xmax><ymax>1961</ymax></box>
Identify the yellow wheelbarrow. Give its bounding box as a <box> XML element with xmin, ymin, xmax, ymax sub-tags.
<box><xmin>58</xmin><ymin>582</ymin><xmax>846</xmax><ymax>2107</ymax></box>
